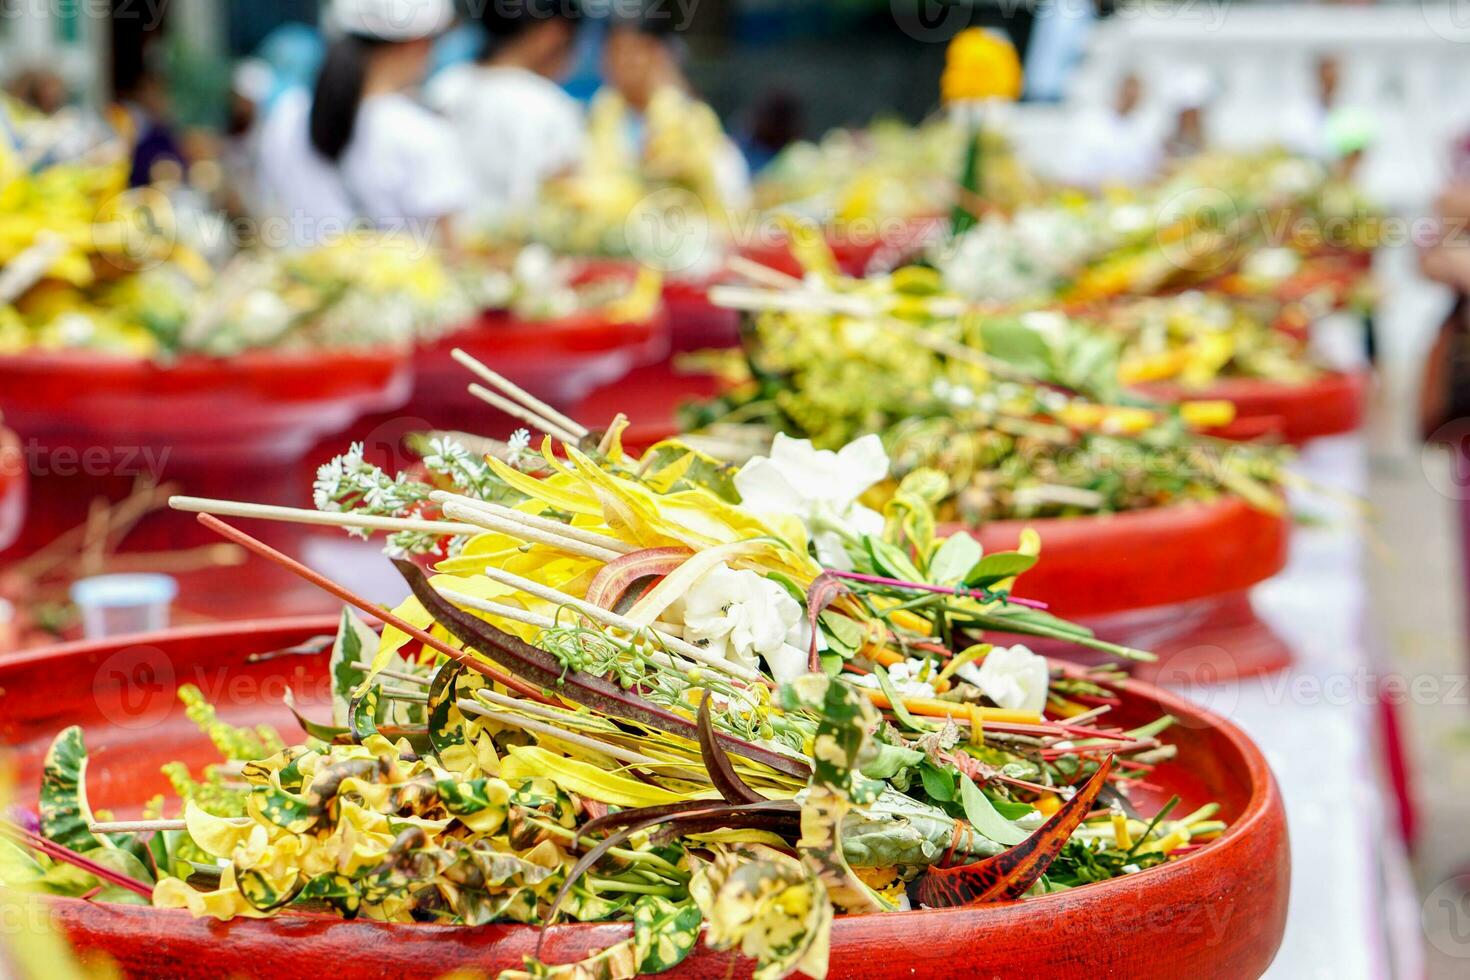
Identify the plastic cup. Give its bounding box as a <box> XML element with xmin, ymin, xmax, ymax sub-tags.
<box><xmin>69</xmin><ymin>574</ymin><xmax>179</xmax><ymax>640</ymax></box>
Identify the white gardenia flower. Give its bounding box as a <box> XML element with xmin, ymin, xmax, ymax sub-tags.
<box><xmin>677</xmin><ymin>563</ymin><xmax>811</xmax><ymax>684</ymax></box>
<box><xmin>956</xmin><ymin>644</ymin><xmax>1050</xmax><ymax>715</ymax></box>
<box><xmin>734</xmin><ymin>433</ymin><xmax>889</xmax><ymax>570</ymax></box>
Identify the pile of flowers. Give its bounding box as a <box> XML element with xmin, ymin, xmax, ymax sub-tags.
<box><xmin>690</xmin><ymin>263</ymin><xmax>1286</xmax><ymax>523</ymax></box>
<box><xmin>9</xmin><ymin>427</ymin><xmax>1226</xmax><ymax>980</ymax></box>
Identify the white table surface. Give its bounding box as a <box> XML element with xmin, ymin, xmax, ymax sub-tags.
<box><xmin>1169</xmin><ymin>434</ymin><xmax>1421</xmax><ymax>979</ymax></box>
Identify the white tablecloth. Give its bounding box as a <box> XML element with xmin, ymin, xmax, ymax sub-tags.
<box><xmin>1172</xmin><ymin>435</ymin><xmax>1421</xmax><ymax>979</ymax></box>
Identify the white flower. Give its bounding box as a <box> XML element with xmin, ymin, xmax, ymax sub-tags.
<box><xmin>677</xmin><ymin>564</ymin><xmax>811</xmax><ymax>684</ymax></box>
<box><xmin>505</xmin><ymin>428</ymin><xmax>532</xmax><ymax>465</ymax></box>
<box><xmin>956</xmin><ymin>644</ymin><xmax>1050</xmax><ymax>715</ymax></box>
<box><xmin>734</xmin><ymin>433</ymin><xmax>889</xmax><ymax>570</ymax></box>
<box><xmin>850</xmin><ymin>659</ymin><xmax>937</xmax><ymax>700</ymax></box>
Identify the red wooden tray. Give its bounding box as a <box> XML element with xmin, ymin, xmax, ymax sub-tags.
<box><xmin>1138</xmin><ymin>372</ymin><xmax>1366</xmax><ymax>445</ymax></box>
<box><xmin>960</xmin><ymin>499</ymin><xmax>1292</xmax><ymax>681</ymax></box>
<box><xmin>0</xmin><ymin>424</ymin><xmax>25</xmax><ymax>554</ymax></box>
<box><xmin>737</xmin><ymin>216</ymin><xmax>944</xmax><ymax>279</ymax></box>
<box><xmin>0</xmin><ymin>348</ymin><xmax>412</xmax><ymax>468</ymax></box>
<box><xmin>2</xmin><ymin>618</ymin><xmax>1288</xmax><ymax>979</ymax></box>
<box><xmin>0</xmin><ymin>349</ymin><xmax>412</xmax><ymax>558</ymax></box>
<box><xmin>960</xmin><ymin>498</ymin><xmax>1289</xmax><ymax>619</ymax></box>
<box><xmin>661</xmin><ymin>277</ymin><xmax>741</xmax><ymax>351</ymax></box>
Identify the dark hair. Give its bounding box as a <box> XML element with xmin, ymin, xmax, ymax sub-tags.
<box><xmin>477</xmin><ymin>0</ymin><xmax>580</xmax><ymax>48</ymax></box>
<box><xmin>310</xmin><ymin>35</ymin><xmax>385</xmax><ymax>163</ymax></box>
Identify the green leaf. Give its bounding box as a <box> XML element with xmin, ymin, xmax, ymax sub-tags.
<box><xmin>633</xmin><ymin>896</ymin><xmax>702</xmax><ymax>974</ymax></box>
<box><xmin>965</xmin><ymin>551</ymin><xmax>1039</xmax><ymax>589</ymax></box>
<box><xmin>865</xmin><ymin>537</ymin><xmax>925</xmax><ymax>586</ymax></box>
<box><xmin>928</xmin><ymin>533</ymin><xmax>983</xmax><ymax>587</ymax></box>
<box><xmin>978</xmin><ymin>318</ymin><xmax>1055</xmax><ymax>377</ymax></box>
<box><xmin>859</xmin><ymin>741</ymin><xmax>925</xmax><ymax>781</ymax></box>
<box><xmin>991</xmin><ymin>799</ymin><xmax>1037</xmax><ymax>821</ymax></box>
<box><xmin>348</xmin><ymin>686</ymin><xmax>381</xmax><ymax>743</ymax></box>
<box><xmin>818</xmin><ymin>611</ymin><xmax>864</xmax><ymax>660</ymax></box>
<box><xmin>958</xmin><ymin>774</ymin><xmax>1030</xmax><ymax>846</ymax></box>
<box><xmin>872</xmin><ymin>665</ymin><xmax>932</xmax><ymax>734</ymax></box>
<box><xmin>39</xmin><ymin>727</ymin><xmax>104</xmax><ymax>852</ymax></box>
<box><xmin>0</xmin><ymin>836</ymin><xmax>46</xmax><ymax>888</ymax></box>
<box><xmin>919</xmin><ymin>761</ymin><xmax>956</xmax><ymax>803</ymax></box>
<box><xmin>330</xmin><ymin>608</ymin><xmax>381</xmax><ymax>727</ymax></box>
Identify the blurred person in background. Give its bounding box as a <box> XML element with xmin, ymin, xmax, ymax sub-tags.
<box><xmin>428</xmin><ymin>1</ymin><xmax>585</xmax><ymax>222</ymax></box>
<box><xmin>1420</xmin><ymin>175</ymin><xmax>1470</xmax><ymax>618</ymax></box>
<box><xmin>6</xmin><ymin>68</ymin><xmax>69</xmax><ymax>115</ymax></box>
<box><xmin>118</xmin><ymin>64</ymin><xmax>188</xmax><ymax>189</ymax></box>
<box><xmin>1163</xmin><ymin>69</ymin><xmax>1214</xmax><ymax>161</ymax></box>
<box><xmin>1060</xmin><ymin>72</ymin><xmax>1161</xmax><ymax>188</ymax></box>
<box><xmin>602</xmin><ymin>14</ymin><xmax>751</xmax><ymax>209</ymax></box>
<box><xmin>256</xmin><ymin>0</ymin><xmax>473</xmax><ymax>246</ymax></box>
<box><xmin>1280</xmin><ymin>53</ymin><xmax>1375</xmax><ymax>175</ymax></box>
<box><xmin>738</xmin><ymin>89</ymin><xmax>804</xmax><ymax>174</ymax></box>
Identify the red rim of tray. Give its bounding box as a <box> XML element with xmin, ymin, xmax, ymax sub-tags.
<box><xmin>409</xmin><ymin>278</ymin><xmax>670</xmax><ymax>422</ymax></box>
<box><xmin>2</xmin><ymin>617</ymin><xmax>1288</xmax><ymax>980</ymax></box>
<box><xmin>0</xmin><ymin>425</ymin><xmax>25</xmax><ymax>554</ymax></box>
<box><xmin>0</xmin><ymin>347</ymin><xmax>412</xmax><ymax>467</ymax></box>
<box><xmin>737</xmin><ymin>215</ymin><xmax>944</xmax><ymax>279</ymax></box>
<box><xmin>1138</xmin><ymin>371</ymin><xmax>1366</xmax><ymax>445</ymax></box>
<box><xmin>953</xmin><ymin>497</ymin><xmax>1290</xmax><ymax>619</ymax></box>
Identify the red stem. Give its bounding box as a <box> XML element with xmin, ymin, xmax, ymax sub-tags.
<box><xmin>1</xmin><ymin>823</ymin><xmax>154</xmax><ymax>900</ymax></box>
<box><xmin>196</xmin><ymin>514</ymin><xmax>555</xmax><ymax>705</ymax></box>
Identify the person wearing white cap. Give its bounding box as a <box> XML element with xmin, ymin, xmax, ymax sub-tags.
<box><xmin>256</xmin><ymin>0</ymin><xmax>474</xmax><ymax>246</ymax></box>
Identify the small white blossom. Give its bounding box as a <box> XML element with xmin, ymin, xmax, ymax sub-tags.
<box><xmin>956</xmin><ymin>644</ymin><xmax>1050</xmax><ymax>715</ymax></box>
<box><xmin>851</xmin><ymin>659</ymin><xmax>937</xmax><ymax>700</ymax></box>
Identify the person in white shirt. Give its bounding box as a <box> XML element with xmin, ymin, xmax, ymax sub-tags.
<box><xmin>427</xmin><ymin>2</ymin><xmax>585</xmax><ymax>223</ymax></box>
<box><xmin>1061</xmin><ymin>73</ymin><xmax>1163</xmax><ymax>189</ymax></box>
<box><xmin>256</xmin><ymin>0</ymin><xmax>475</xmax><ymax>247</ymax></box>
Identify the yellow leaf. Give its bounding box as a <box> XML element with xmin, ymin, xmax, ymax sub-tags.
<box><xmin>500</xmin><ymin>746</ymin><xmax>706</xmax><ymax>808</ymax></box>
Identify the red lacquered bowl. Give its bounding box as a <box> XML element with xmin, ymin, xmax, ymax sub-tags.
<box><xmin>1138</xmin><ymin>372</ymin><xmax>1366</xmax><ymax>445</ymax></box>
<box><xmin>0</xmin><ymin>347</ymin><xmax>412</xmax><ymax>468</ymax></box>
<box><xmin>579</xmin><ymin>260</ymin><xmax>740</xmax><ymax>353</ymax></box>
<box><xmin>410</xmin><ymin>301</ymin><xmax>669</xmax><ymax>426</ymax></box>
<box><xmin>661</xmin><ymin>276</ymin><xmax>741</xmax><ymax>351</ymax></box>
<box><xmin>0</xmin><ymin>424</ymin><xmax>26</xmax><ymax>553</ymax></box>
<box><xmin>958</xmin><ymin>499</ymin><xmax>1292</xmax><ymax>681</ymax></box>
<box><xmin>738</xmin><ymin>215</ymin><xmax>943</xmax><ymax>279</ymax></box>
<box><xmin>958</xmin><ymin>497</ymin><xmax>1289</xmax><ymax>619</ymax></box>
<box><xmin>2</xmin><ymin>618</ymin><xmax>1288</xmax><ymax>979</ymax></box>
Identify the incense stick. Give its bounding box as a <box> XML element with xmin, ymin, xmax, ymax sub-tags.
<box><xmin>429</xmin><ymin>491</ymin><xmax>634</xmax><ymax>554</ymax></box>
<box><xmin>438</xmin><ymin>501</ymin><xmax>624</xmax><ymax>562</ymax></box>
<box><xmin>466</xmin><ymin>383</ymin><xmax>582</xmax><ymax>445</ymax></box>
<box><xmin>452</xmin><ymin>348</ymin><xmax>589</xmax><ymax>438</ymax></box>
<box><xmin>170</xmin><ymin>496</ymin><xmax>484</xmax><ymax>539</ymax></box>
<box><xmin>193</xmin><ymin>513</ymin><xmax>553</xmax><ymax>704</ymax></box>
